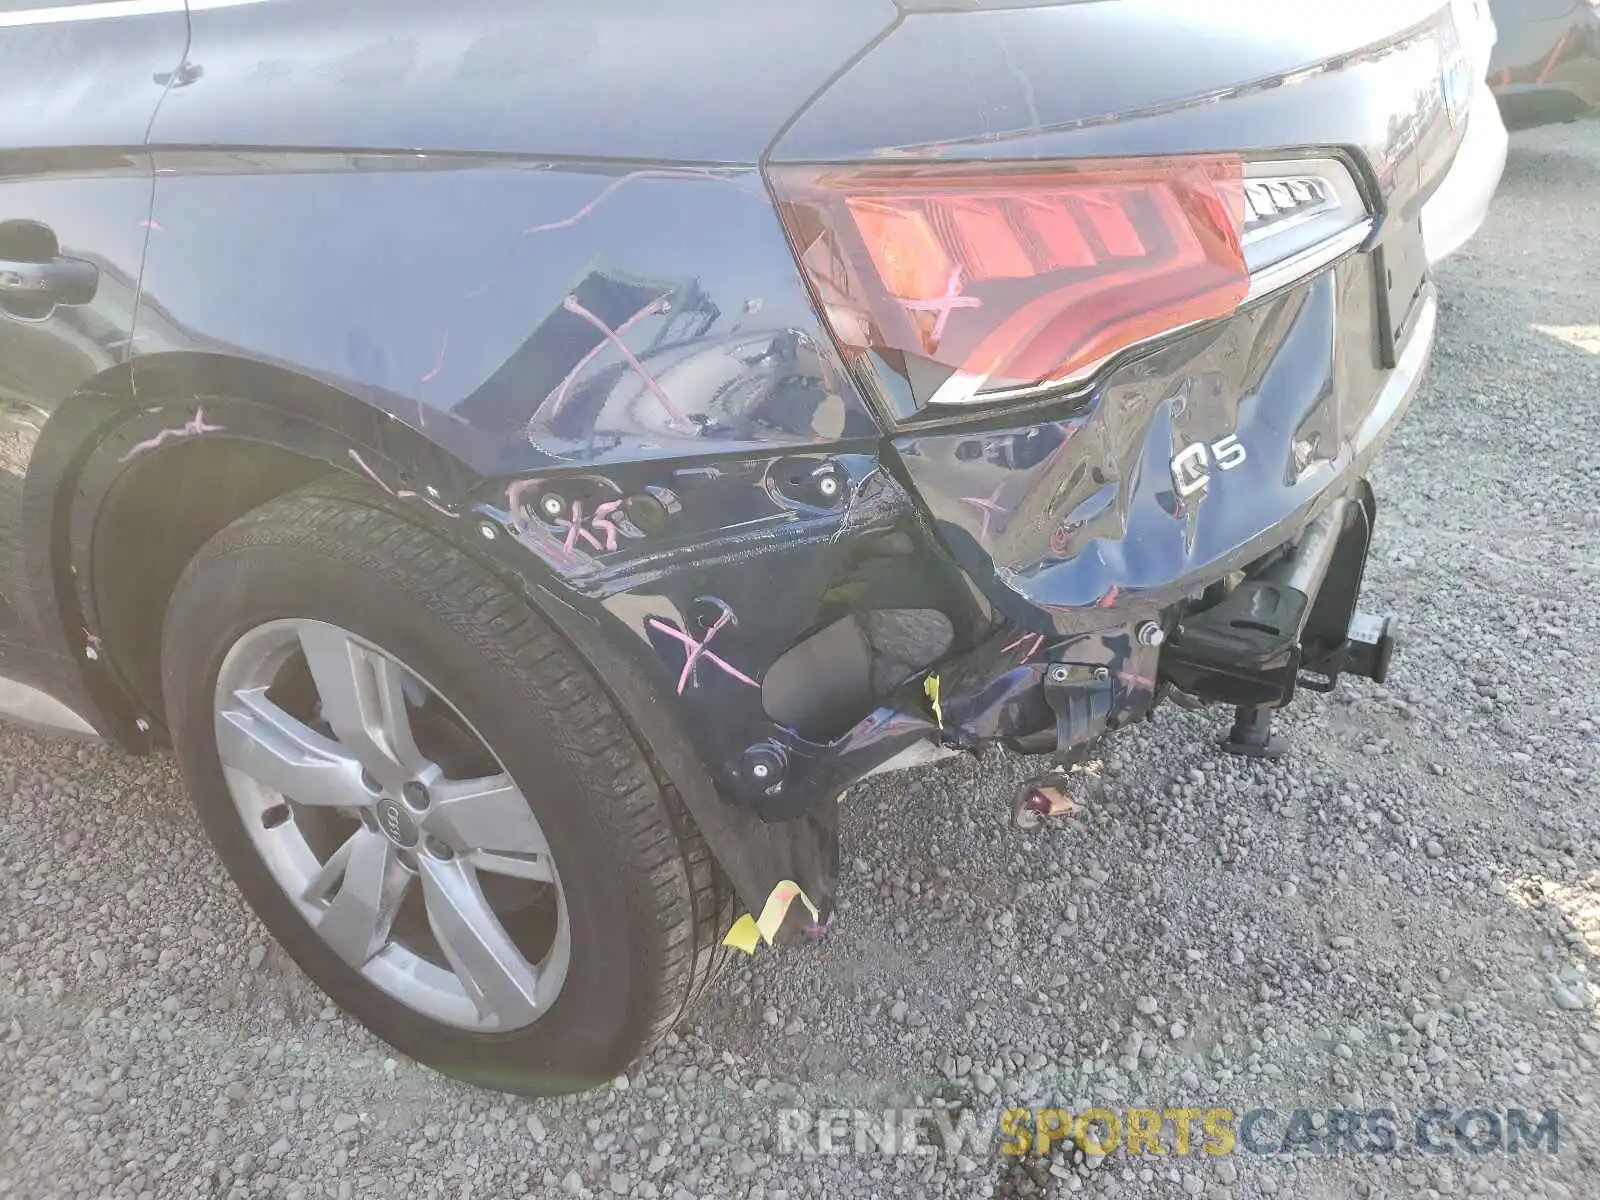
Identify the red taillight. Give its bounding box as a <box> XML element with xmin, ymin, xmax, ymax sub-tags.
<box><xmin>770</xmin><ymin>157</ymin><xmax>1249</xmax><ymax>408</ymax></box>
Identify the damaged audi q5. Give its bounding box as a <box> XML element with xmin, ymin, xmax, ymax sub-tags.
<box><xmin>0</xmin><ymin>0</ymin><xmax>1504</xmax><ymax>1091</ymax></box>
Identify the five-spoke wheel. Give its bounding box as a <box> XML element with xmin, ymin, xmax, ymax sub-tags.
<box><xmin>215</xmin><ymin>619</ymin><xmax>569</xmax><ymax>1031</ymax></box>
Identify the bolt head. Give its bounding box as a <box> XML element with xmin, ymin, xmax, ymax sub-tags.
<box><xmin>1048</xmin><ymin>664</ymin><xmax>1069</xmax><ymax>682</ymax></box>
<box><xmin>84</xmin><ymin>646</ymin><xmax>99</xmax><ymax>661</ymax></box>
<box><xmin>751</xmin><ymin>763</ymin><xmax>771</xmax><ymax>780</ymax></box>
<box><xmin>817</xmin><ymin>474</ymin><xmax>841</xmax><ymax>498</ymax></box>
<box><xmin>539</xmin><ymin>494</ymin><xmax>565</xmax><ymax>519</ymax></box>
<box><xmin>360</xmin><ymin>770</ymin><xmax>382</xmax><ymax>795</ymax></box>
<box><xmin>478</xmin><ymin>522</ymin><xmax>498</xmax><ymax>541</ymax></box>
<box><xmin>425</xmin><ymin>837</ymin><xmax>454</xmax><ymax>860</ymax></box>
<box><xmin>402</xmin><ymin>781</ymin><xmax>430</xmax><ymax>812</ymax></box>
<box><xmin>1137</xmin><ymin>621</ymin><xmax>1166</xmax><ymax>647</ymax></box>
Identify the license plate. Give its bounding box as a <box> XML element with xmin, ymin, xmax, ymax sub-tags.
<box><xmin>1375</xmin><ymin>215</ymin><xmax>1428</xmax><ymax>369</ymax></box>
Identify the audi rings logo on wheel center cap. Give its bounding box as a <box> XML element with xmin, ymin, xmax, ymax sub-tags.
<box><xmin>374</xmin><ymin>798</ymin><xmax>419</xmax><ymax>847</ymax></box>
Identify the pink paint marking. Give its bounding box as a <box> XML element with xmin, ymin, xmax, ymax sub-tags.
<box><xmin>590</xmin><ymin>499</ymin><xmax>623</xmax><ymax>552</ymax></box>
<box><xmin>506</xmin><ymin>483</ymin><xmax>624</xmax><ymax>560</ymax></box>
<box><xmin>523</xmin><ymin>168</ymin><xmax>735</xmax><ymax>235</ymax></box>
<box><xmin>346</xmin><ymin>449</ymin><xmax>457</xmax><ymax>518</ymax></box>
<box><xmin>960</xmin><ymin>483</ymin><xmax>1008</xmax><ymax>541</ymax></box>
<box><xmin>117</xmin><ymin>406</ymin><xmax>224</xmax><ymax>463</ymax></box>
<box><xmin>562</xmin><ymin>295</ymin><xmax>688</xmax><ymax>426</ymax></box>
<box><xmin>421</xmin><ymin>331</ymin><xmax>449</xmax><ymax>383</ymax></box>
<box><xmin>897</xmin><ymin>265</ymin><xmax>981</xmax><ymax>344</ymax></box>
<box><xmin>505</xmin><ymin>479</ymin><xmax>539</xmax><ymax>524</ymax></box>
<box><xmin>137</xmin><ymin>219</ymin><xmax>163</xmax><ymax>231</ymax></box>
<box><xmin>1002</xmin><ymin>632</ymin><xmax>1046</xmax><ymax>662</ymax></box>
<box><xmin>646</xmin><ymin>612</ymin><xmax>760</xmax><ymax>695</ymax></box>
<box><xmin>561</xmin><ymin>506</ymin><xmax>583</xmax><ymax>552</ymax></box>
<box><xmin>560</xmin><ymin>500</ymin><xmax>606</xmax><ymax>553</ymax></box>
<box><xmin>504</xmin><ymin>480</ymin><xmax>582</xmax><ymax>567</ymax></box>
<box><xmin>1536</xmin><ymin>27</ymin><xmax>1573</xmax><ymax>85</ymax></box>
<box><xmin>546</xmin><ymin>296</ymin><xmax>667</xmax><ymax>418</ymax></box>
<box><xmin>182</xmin><ymin>408</ymin><xmax>222</xmax><ymax>436</ymax></box>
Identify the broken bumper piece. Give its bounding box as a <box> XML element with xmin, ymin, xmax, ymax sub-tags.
<box><xmin>741</xmin><ymin>478</ymin><xmax>1399</xmax><ymax>829</ymax></box>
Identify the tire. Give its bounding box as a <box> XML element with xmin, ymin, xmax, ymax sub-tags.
<box><xmin>161</xmin><ymin>483</ymin><xmax>731</xmax><ymax>1093</ymax></box>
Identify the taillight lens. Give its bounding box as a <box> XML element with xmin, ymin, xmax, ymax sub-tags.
<box><xmin>770</xmin><ymin>157</ymin><xmax>1250</xmax><ymax>413</ymax></box>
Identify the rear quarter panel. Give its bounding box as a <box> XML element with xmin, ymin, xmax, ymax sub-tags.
<box><xmin>123</xmin><ymin>0</ymin><xmax>907</xmax><ymax>904</ymax></box>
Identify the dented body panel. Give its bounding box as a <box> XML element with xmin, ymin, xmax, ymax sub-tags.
<box><xmin>0</xmin><ymin>0</ymin><xmax>1476</xmax><ymax>920</ymax></box>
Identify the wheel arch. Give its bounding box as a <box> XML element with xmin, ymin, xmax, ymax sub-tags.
<box><xmin>58</xmin><ymin>352</ymin><xmax>830</xmax><ymax>922</ymax></box>
<box><xmin>63</xmin><ymin>352</ymin><xmax>481</xmax><ymax>736</ymax></box>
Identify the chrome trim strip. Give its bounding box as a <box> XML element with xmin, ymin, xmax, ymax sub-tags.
<box><xmin>1241</xmin><ymin>176</ymin><xmax>1342</xmax><ymax>247</ymax></box>
<box><xmin>1243</xmin><ymin>219</ymin><xmax>1373</xmax><ymax>305</ymax></box>
<box><xmin>0</xmin><ymin>677</ymin><xmax>101</xmax><ymax>739</ymax></box>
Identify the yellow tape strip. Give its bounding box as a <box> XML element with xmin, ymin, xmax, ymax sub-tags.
<box><xmin>722</xmin><ymin>914</ymin><xmax>761</xmax><ymax>954</ymax></box>
<box><xmin>924</xmin><ymin>673</ymin><xmax>942</xmax><ymax>728</ymax></box>
<box><xmin>722</xmin><ymin>879</ymin><xmax>822</xmax><ymax>954</ymax></box>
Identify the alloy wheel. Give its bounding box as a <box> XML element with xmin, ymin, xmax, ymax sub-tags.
<box><xmin>211</xmin><ymin>618</ymin><xmax>569</xmax><ymax>1031</ymax></box>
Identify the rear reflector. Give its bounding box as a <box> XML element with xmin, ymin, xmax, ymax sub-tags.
<box><xmin>770</xmin><ymin>157</ymin><xmax>1249</xmax><ymax>410</ymax></box>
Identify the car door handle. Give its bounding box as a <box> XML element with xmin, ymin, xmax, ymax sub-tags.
<box><xmin>0</xmin><ymin>255</ymin><xmax>99</xmax><ymax>306</ymax></box>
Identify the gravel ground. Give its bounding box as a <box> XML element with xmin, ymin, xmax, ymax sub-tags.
<box><xmin>4</xmin><ymin>120</ymin><xmax>1599</xmax><ymax>1200</ymax></box>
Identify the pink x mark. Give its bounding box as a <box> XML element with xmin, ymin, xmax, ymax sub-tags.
<box><xmin>897</xmin><ymin>265</ymin><xmax>982</xmax><ymax>344</ymax></box>
<box><xmin>560</xmin><ymin>499</ymin><xmax>624</xmax><ymax>553</ymax></box>
<box><xmin>960</xmin><ymin>483</ymin><xmax>1009</xmax><ymax>541</ymax></box>
<box><xmin>562</xmin><ymin>294</ymin><xmax>688</xmax><ymax>426</ymax></box>
<box><xmin>647</xmin><ymin>608</ymin><xmax>760</xmax><ymax>695</ymax></box>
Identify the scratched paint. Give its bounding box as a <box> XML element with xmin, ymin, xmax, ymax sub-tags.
<box><xmin>117</xmin><ymin>407</ymin><xmax>224</xmax><ymax>463</ymax></box>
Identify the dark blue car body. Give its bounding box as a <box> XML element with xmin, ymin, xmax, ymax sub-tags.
<box><xmin>0</xmin><ymin>0</ymin><xmax>1481</xmax><ymax>917</ymax></box>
